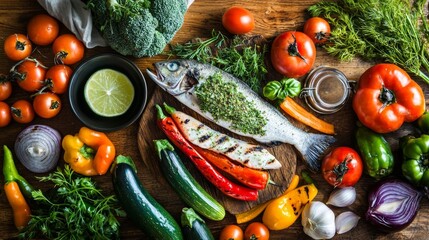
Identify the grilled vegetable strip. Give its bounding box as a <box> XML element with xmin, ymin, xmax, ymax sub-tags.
<box><xmin>3</xmin><ymin>145</ymin><xmax>32</xmax><ymax>230</ymax></box>
<box><xmin>156</xmin><ymin>105</ymin><xmax>258</xmax><ymax>201</ymax></box>
<box><xmin>194</xmin><ymin>145</ymin><xmax>269</xmax><ymax>190</ymax></box>
<box><xmin>163</xmin><ymin>103</ymin><xmax>281</xmax><ymax>170</ymax></box>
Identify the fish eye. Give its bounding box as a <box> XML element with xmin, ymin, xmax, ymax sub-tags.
<box><xmin>167</xmin><ymin>62</ymin><xmax>179</xmax><ymax>72</ymax></box>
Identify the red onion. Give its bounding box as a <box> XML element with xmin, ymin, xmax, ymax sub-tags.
<box><xmin>366</xmin><ymin>178</ymin><xmax>422</xmax><ymax>232</ymax></box>
<box><xmin>14</xmin><ymin>125</ymin><xmax>61</xmax><ymax>173</ymax></box>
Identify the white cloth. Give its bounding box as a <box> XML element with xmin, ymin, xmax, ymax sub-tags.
<box><xmin>37</xmin><ymin>0</ymin><xmax>195</xmax><ymax>49</ymax></box>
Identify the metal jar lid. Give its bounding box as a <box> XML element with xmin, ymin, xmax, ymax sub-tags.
<box><xmin>300</xmin><ymin>66</ymin><xmax>352</xmax><ymax>114</ymax></box>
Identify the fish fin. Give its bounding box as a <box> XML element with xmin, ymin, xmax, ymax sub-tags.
<box><xmin>299</xmin><ymin>133</ymin><xmax>336</xmax><ymax>172</ymax></box>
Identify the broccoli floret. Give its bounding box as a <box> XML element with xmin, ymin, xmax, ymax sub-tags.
<box><xmin>88</xmin><ymin>0</ymin><xmax>187</xmax><ymax>57</ymax></box>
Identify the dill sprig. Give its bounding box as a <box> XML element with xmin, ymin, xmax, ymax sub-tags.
<box><xmin>308</xmin><ymin>0</ymin><xmax>429</xmax><ymax>84</ymax></box>
<box><xmin>169</xmin><ymin>30</ymin><xmax>268</xmax><ymax>93</ymax></box>
<box><xmin>18</xmin><ymin>166</ymin><xmax>126</xmax><ymax>240</ymax></box>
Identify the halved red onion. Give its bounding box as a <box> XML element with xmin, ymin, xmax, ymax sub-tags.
<box><xmin>366</xmin><ymin>178</ymin><xmax>422</xmax><ymax>232</ymax></box>
<box><xmin>14</xmin><ymin>125</ymin><xmax>61</xmax><ymax>173</ymax></box>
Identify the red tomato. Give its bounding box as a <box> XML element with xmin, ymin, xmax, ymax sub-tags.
<box><xmin>322</xmin><ymin>147</ymin><xmax>363</xmax><ymax>188</ymax></box>
<box><xmin>27</xmin><ymin>14</ymin><xmax>59</xmax><ymax>46</ymax></box>
<box><xmin>33</xmin><ymin>92</ymin><xmax>61</xmax><ymax>119</ymax></box>
<box><xmin>13</xmin><ymin>59</ymin><xmax>46</xmax><ymax>92</ymax></box>
<box><xmin>303</xmin><ymin>17</ymin><xmax>331</xmax><ymax>45</ymax></box>
<box><xmin>271</xmin><ymin>31</ymin><xmax>316</xmax><ymax>78</ymax></box>
<box><xmin>44</xmin><ymin>64</ymin><xmax>73</xmax><ymax>94</ymax></box>
<box><xmin>0</xmin><ymin>102</ymin><xmax>11</xmax><ymax>127</ymax></box>
<box><xmin>0</xmin><ymin>80</ymin><xmax>12</xmax><ymax>101</ymax></box>
<box><xmin>52</xmin><ymin>34</ymin><xmax>85</xmax><ymax>65</ymax></box>
<box><xmin>353</xmin><ymin>63</ymin><xmax>425</xmax><ymax>133</ymax></box>
<box><xmin>219</xmin><ymin>225</ymin><xmax>243</xmax><ymax>240</ymax></box>
<box><xmin>244</xmin><ymin>222</ymin><xmax>269</xmax><ymax>240</ymax></box>
<box><xmin>222</xmin><ymin>6</ymin><xmax>255</xmax><ymax>35</ymax></box>
<box><xmin>11</xmin><ymin>99</ymin><xmax>34</xmax><ymax>124</ymax></box>
<box><xmin>4</xmin><ymin>33</ymin><xmax>32</xmax><ymax>61</ymax></box>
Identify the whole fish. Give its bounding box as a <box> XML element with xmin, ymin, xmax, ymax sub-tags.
<box><xmin>146</xmin><ymin>59</ymin><xmax>335</xmax><ymax>171</ymax></box>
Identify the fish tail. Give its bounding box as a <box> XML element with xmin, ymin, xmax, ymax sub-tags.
<box><xmin>296</xmin><ymin>133</ymin><xmax>336</xmax><ymax>172</ymax></box>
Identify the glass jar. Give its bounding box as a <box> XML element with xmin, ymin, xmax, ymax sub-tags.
<box><xmin>300</xmin><ymin>66</ymin><xmax>353</xmax><ymax>114</ymax></box>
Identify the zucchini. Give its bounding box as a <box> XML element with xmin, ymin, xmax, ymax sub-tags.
<box><xmin>181</xmin><ymin>208</ymin><xmax>215</xmax><ymax>240</ymax></box>
<box><xmin>155</xmin><ymin>139</ymin><xmax>225</xmax><ymax>221</ymax></box>
<box><xmin>112</xmin><ymin>155</ymin><xmax>183</xmax><ymax>240</ymax></box>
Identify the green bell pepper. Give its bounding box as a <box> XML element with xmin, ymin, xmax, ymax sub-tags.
<box><xmin>417</xmin><ymin>111</ymin><xmax>429</xmax><ymax>134</ymax></box>
<box><xmin>355</xmin><ymin>124</ymin><xmax>394</xmax><ymax>180</ymax></box>
<box><xmin>401</xmin><ymin>134</ymin><xmax>429</xmax><ymax>187</ymax></box>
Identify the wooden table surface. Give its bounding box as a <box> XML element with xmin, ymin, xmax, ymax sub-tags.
<box><xmin>1</xmin><ymin>0</ymin><xmax>429</xmax><ymax>239</ymax></box>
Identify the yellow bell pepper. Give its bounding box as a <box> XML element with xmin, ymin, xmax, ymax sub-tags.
<box><xmin>262</xmin><ymin>183</ymin><xmax>318</xmax><ymax>230</ymax></box>
<box><xmin>235</xmin><ymin>175</ymin><xmax>300</xmax><ymax>224</ymax></box>
<box><xmin>62</xmin><ymin>127</ymin><xmax>116</xmax><ymax>176</ymax></box>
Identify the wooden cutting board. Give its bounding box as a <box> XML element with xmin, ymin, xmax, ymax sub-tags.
<box><xmin>137</xmin><ymin>87</ymin><xmax>297</xmax><ymax>214</ymax></box>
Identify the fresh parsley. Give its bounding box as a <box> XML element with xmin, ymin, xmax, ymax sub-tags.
<box><xmin>18</xmin><ymin>166</ymin><xmax>125</xmax><ymax>240</ymax></box>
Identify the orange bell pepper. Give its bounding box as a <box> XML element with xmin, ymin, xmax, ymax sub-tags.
<box><xmin>62</xmin><ymin>127</ymin><xmax>115</xmax><ymax>176</ymax></box>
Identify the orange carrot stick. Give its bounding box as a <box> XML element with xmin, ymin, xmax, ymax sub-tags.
<box><xmin>280</xmin><ymin>96</ymin><xmax>335</xmax><ymax>135</ymax></box>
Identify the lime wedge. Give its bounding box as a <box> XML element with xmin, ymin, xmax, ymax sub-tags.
<box><xmin>84</xmin><ymin>69</ymin><xmax>135</xmax><ymax>117</ymax></box>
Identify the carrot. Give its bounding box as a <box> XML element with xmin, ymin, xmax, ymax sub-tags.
<box><xmin>280</xmin><ymin>96</ymin><xmax>335</xmax><ymax>135</ymax></box>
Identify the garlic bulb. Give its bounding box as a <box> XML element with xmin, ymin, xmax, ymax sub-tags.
<box><xmin>335</xmin><ymin>211</ymin><xmax>360</xmax><ymax>234</ymax></box>
<box><xmin>326</xmin><ymin>187</ymin><xmax>356</xmax><ymax>207</ymax></box>
<box><xmin>302</xmin><ymin>201</ymin><xmax>336</xmax><ymax>239</ymax></box>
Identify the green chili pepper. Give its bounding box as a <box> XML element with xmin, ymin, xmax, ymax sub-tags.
<box><xmin>400</xmin><ymin>134</ymin><xmax>429</xmax><ymax>187</ymax></box>
<box><xmin>263</xmin><ymin>78</ymin><xmax>301</xmax><ymax>101</ymax></box>
<box><xmin>3</xmin><ymin>145</ymin><xmax>34</xmax><ymax>200</ymax></box>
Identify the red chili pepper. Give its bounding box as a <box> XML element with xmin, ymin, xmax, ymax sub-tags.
<box><xmin>194</xmin><ymin>145</ymin><xmax>269</xmax><ymax>190</ymax></box>
<box><xmin>156</xmin><ymin>105</ymin><xmax>258</xmax><ymax>201</ymax></box>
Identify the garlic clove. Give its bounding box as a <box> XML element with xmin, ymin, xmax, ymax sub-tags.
<box><xmin>326</xmin><ymin>187</ymin><xmax>356</xmax><ymax>207</ymax></box>
<box><xmin>335</xmin><ymin>211</ymin><xmax>360</xmax><ymax>234</ymax></box>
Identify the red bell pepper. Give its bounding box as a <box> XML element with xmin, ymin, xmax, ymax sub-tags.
<box><xmin>353</xmin><ymin>63</ymin><xmax>425</xmax><ymax>133</ymax></box>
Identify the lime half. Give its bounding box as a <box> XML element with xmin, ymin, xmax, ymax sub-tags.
<box><xmin>84</xmin><ymin>69</ymin><xmax>135</xmax><ymax>117</ymax></box>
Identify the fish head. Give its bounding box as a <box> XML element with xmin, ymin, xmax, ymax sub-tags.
<box><xmin>146</xmin><ymin>60</ymin><xmax>200</xmax><ymax>95</ymax></box>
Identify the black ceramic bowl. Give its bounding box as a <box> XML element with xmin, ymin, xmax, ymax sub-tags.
<box><xmin>68</xmin><ymin>53</ymin><xmax>147</xmax><ymax>132</ymax></box>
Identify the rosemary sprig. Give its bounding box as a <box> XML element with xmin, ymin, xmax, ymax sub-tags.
<box><xmin>169</xmin><ymin>30</ymin><xmax>268</xmax><ymax>93</ymax></box>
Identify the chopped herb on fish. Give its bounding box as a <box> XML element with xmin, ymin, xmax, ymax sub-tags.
<box><xmin>195</xmin><ymin>73</ymin><xmax>267</xmax><ymax>135</ymax></box>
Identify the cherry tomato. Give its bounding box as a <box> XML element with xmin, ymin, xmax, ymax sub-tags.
<box><xmin>0</xmin><ymin>80</ymin><xmax>12</xmax><ymax>101</ymax></box>
<box><xmin>44</xmin><ymin>64</ymin><xmax>73</xmax><ymax>94</ymax></box>
<box><xmin>27</xmin><ymin>14</ymin><xmax>59</xmax><ymax>46</ymax></box>
<box><xmin>303</xmin><ymin>17</ymin><xmax>331</xmax><ymax>45</ymax></box>
<box><xmin>222</xmin><ymin>6</ymin><xmax>255</xmax><ymax>35</ymax></box>
<box><xmin>33</xmin><ymin>92</ymin><xmax>61</xmax><ymax>119</ymax></box>
<box><xmin>0</xmin><ymin>102</ymin><xmax>11</xmax><ymax>127</ymax></box>
<box><xmin>12</xmin><ymin>59</ymin><xmax>46</xmax><ymax>92</ymax></box>
<box><xmin>322</xmin><ymin>146</ymin><xmax>363</xmax><ymax>188</ymax></box>
<box><xmin>271</xmin><ymin>31</ymin><xmax>316</xmax><ymax>78</ymax></box>
<box><xmin>4</xmin><ymin>33</ymin><xmax>32</xmax><ymax>61</ymax></box>
<box><xmin>11</xmin><ymin>99</ymin><xmax>34</xmax><ymax>124</ymax></box>
<box><xmin>244</xmin><ymin>222</ymin><xmax>269</xmax><ymax>240</ymax></box>
<box><xmin>52</xmin><ymin>34</ymin><xmax>85</xmax><ymax>65</ymax></box>
<box><xmin>219</xmin><ymin>225</ymin><xmax>243</xmax><ymax>240</ymax></box>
